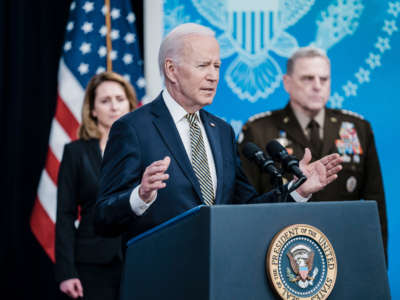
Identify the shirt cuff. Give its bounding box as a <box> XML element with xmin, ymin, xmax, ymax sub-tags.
<box><xmin>288</xmin><ymin>181</ymin><xmax>311</xmax><ymax>203</ymax></box>
<box><xmin>129</xmin><ymin>185</ymin><xmax>157</xmax><ymax>215</ymax></box>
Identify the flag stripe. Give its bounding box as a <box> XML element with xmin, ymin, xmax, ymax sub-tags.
<box><xmin>58</xmin><ymin>59</ymin><xmax>85</xmax><ymax>123</ymax></box>
<box><xmin>30</xmin><ymin>197</ymin><xmax>56</xmax><ymax>262</ymax></box>
<box><xmin>55</xmin><ymin>95</ymin><xmax>80</xmax><ymax>141</ymax></box>
<box><xmin>37</xmin><ymin>170</ymin><xmax>57</xmax><ymax>222</ymax></box>
<box><xmin>45</xmin><ymin>146</ymin><xmax>60</xmax><ymax>186</ymax></box>
<box><xmin>49</xmin><ymin>119</ymin><xmax>71</xmax><ymax>162</ymax></box>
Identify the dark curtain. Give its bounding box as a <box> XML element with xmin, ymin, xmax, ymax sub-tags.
<box><xmin>0</xmin><ymin>0</ymin><xmax>144</xmax><ymax>299</ymax></box>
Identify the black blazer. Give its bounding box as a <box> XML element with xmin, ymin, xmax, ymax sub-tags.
<box><xmin>95</xmin><ymin>94</ymin><xmax>285</xmax><ymax>241</ymax></box>
<box><xmin>55</xmin><ymin>139</ymin><xmax>122</xmax><ymax>283</ymax></box>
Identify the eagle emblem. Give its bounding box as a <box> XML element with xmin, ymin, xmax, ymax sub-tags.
<box><xmin>188</xmin><ymin>0</ymin><xmax>364</xmax><ymax>102</ymax></box>
<box><xmin>286</xmin><ymin>244</ymin><xmax>319</xmax><ymax>289</ymax></box>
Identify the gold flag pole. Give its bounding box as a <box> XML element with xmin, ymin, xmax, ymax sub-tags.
<box><xmin>105</xmin><ymin>0</ymin><xmax>112</xmax><ymax>71</ymax></box>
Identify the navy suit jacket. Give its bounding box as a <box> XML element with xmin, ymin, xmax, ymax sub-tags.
<box><xmin>95</xmin><ymin>94</ymin><xmax>282</xmax><ymax>240</ymax></box>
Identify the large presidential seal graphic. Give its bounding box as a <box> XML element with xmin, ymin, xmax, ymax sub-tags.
<box><xmin>266</xmin><ymin>224</ymin><xmax>337</xmax><ymax>300</ymax></box>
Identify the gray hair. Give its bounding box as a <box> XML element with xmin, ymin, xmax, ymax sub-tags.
<box><xmin>286</xmin><ymin>47</ymin><xmax>330</xmax><ymax>75</ymax></box>
<box><xmin>158</xmin><ymin>23</ymin><xmax>216</xmax><ymax>79</ymax></box>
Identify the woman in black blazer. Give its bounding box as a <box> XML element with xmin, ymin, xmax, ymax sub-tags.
<box><xmin>55</xmin><ymin>72</ymin><xmax>137</xmax><ymax>299</ymax></box>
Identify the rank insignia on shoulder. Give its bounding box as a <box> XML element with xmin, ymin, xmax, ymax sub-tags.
<box><xmin>248</xmin><ymin>111</ymin><xmax>272</xmax><ymax>122</ymax></box>
<box><xmin>340</xmin><ymin>109</ymin><xmax>364</xmax><ymax>120</ymax></box>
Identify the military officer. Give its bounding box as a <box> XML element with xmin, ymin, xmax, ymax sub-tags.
<box><xmin>238</xmin><ymin>46</ymin><xmax>388</xmax><ymax>261</ymax></box>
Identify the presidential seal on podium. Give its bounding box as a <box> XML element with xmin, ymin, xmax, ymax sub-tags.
<box><xmin>266</xmin><ymin>224</ymin><xmax>337</xmax><ymax>300</ymax></box>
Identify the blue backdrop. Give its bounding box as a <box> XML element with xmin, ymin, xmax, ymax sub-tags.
<box><xmin>163</xmin><ymin>0</ymin><xmax>400</xmax><ymax>296</ymax></box>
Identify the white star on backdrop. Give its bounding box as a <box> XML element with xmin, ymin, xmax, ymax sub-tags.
<box><xmin>111</xmin><ymin>29</ymin><xmax>120</xmax><ymax>40</ymax></box>
<box><xmin>124</xmin><ymin>33</ymin><xmax>135</xmax><ymax>44</ymax></box>
<box><xmin>78</xmin><ymin>63</ymin><xmax>89</xmax><ymax>75</ymax></box>
<box><xmin>101</xmin><ymin>5</ymin><xmax>108</xmax><ymax>15</ymax></box>
<box><xmin>388</xmin><ymin>2</ymin><xmax>400</xmax><ymax>17</ymax></box>
<box><xmin>366</xmin><ymin>53</ymin><xmax>382</xmax><ymax>69</ymax></box>
<box><xmin>127</xmin><ymin>12</ymin><xmax>136</xmax><ymax>23</ymax></box>
<box><xmin>64</xmin><ymin>41</ymin><xmax>72</xmax><ymax>52</ymax></box>
<box><xmin>67</xmin><ymin>21</ymin><xmax>74</xmax><ymax>31</ymax></box>
<box><xmin>123</xmin><ymin>54</ymin><xmax>133</xmax><ymax>64</ymax></box>
<box><xmin>329</xmin><ymin>92</ymin><xmax>344</xmax><ymax>108</ymax></box>
<box><xmin>342</xmin><ymin>81</ymin><xmax>358</xmax><ymax>97</ymax></box>
<box><xmin>110</xmin><ymin>50</ymin><xmax>117</xmax><ymax>60</ymax></box>
<box><xmin>374</xmin><ymin>36</ymin><xmax>391</xmax><ymax>53</ymax></box>
<box><xmin>81</xmin><ymin>22</ymin><xmax>93</xmax><ymax>34</ymax></box>
<box><xmin>80</xmin><ymin>42</ymin><xmax>91</xmax><ymax>55</ymax></box>
<box><xmin>136</xmin><ymin>77</ymin><xmax>146</xmax><ymax>88</ymax></box>
<box><xmin>98</xmin><ymin>46</ymin><xmax>107</xmax><ymax>57</ymax></box>
<box><xmin>70</xmin><ymin>1</ymin><xmax>76</xmax><ymax>10</ymax></box>
<box><xmin>111</xmin><ymin>8</ymin><xmax>120</xmax><ymax>20</ymax></box>
<box><xmin>355</xmin><ymin>67</ymin><xmax>370</xmax><ymax>84</ymax></box>
<box><xmin>383</xmin><ymin>19</ymin><xmax>398</xmax><ymax>35</ymax></box>
<box><xmin>82</xmin><ymin>1</ymin><xmax>94</xmax><ymax>13</ymax></box>
<box><xmin>99</xmin><ymin>25</ymin><xmax>107</xmax><ymax>37</ymax></box>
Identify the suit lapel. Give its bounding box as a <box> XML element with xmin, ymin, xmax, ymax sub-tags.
<box><xmin>200</xmin><ymin>110</ymin><xmax>223</xmax><ymax>204</ymax></box>
<box><xmin>85</xmin><ymin>139</ymin><xmax>102</xmax><ymax>176</ymax></box>
<box><xmin>150</xmin><ymin>96</ymin><xmax>203</xmax><ymax>201</ymax></box>
<box><xmin>278</xmin><ymin>105</ymin><xmax>309</xmax><ymax>149</ymax></box>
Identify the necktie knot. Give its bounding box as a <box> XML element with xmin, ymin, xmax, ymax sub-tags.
<box><xmin>307</xmin><ymin>119</ymin><xmax>319</xmax><ymax>130</ymax></box>
<box><xmin>185</xmin><ymin>113</ymin><xmax>199</xmax><ymax>126</ymax></box>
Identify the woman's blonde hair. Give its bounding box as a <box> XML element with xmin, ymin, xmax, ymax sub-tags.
<box><xmin>79</xmin><ymin>72</ymin><xmax>138</xmax><ymax>140</ymax></box>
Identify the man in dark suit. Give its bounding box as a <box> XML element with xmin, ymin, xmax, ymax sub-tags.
<box><xmin>95</xmin><ymin>24</ymin><xmax>342</xmax><ymax>241</ymax></box>
<box><xmin>238</xmin><ymin>46</ymin><xmax>387</xmax><ymax>259</ymax></box>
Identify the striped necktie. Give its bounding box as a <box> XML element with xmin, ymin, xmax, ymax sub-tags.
<box><xmin>185</xmin><ymin>113</ymin><xmax>215</xmax><ymax>206</ymax></box>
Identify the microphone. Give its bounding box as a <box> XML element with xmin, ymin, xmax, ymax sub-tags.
<box><xmin>242</xmin><ymin>142</ymin><xmax>282</xmax><ymax>179</ymax></box>
<box><xmin>266</xmin><ymin>140</ymin><xmax>306</xmax><ymax>181</ymax></box>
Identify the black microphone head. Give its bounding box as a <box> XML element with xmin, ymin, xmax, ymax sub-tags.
<box><xmin>242</xmin><ymin>142</ymin><xmax>262</xmax><ymax>159</ymax></box>
<box><xmin>266</xmin><ymin>140</ymin><xmax>288</xmax><ymax>161</ymax></box>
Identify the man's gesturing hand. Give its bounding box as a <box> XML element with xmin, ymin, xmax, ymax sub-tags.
<box><xmin>139</xmin><ymin>156</ymin><xmax>171</xmax><ymax>203</ymax></box>
<box><xmin>296</xmin><ymin>148</ymin><xmax>343</xmax><ymax>197</ymax></box>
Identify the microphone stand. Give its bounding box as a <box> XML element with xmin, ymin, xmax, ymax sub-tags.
<box><xmin>270</xmin><ymin>172</ymin><xmax>287</xmax><ymax>202</ymax></box>
<box><xmin>271</xmin><ymin>173</ymin><xmax>307</xmax><ymax>202</ymax></box>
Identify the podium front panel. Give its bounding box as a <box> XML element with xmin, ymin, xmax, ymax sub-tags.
<box><xmin>121</xmin><ymin>201</ymin><xmax>389</xmax><ymax>299</ymax></box>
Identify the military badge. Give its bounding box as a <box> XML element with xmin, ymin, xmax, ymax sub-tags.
<box><xmin>336</xmin><ymin>122</ymin><xmax>363</xmax><ymax>163</ymax></box>
<box><xmin>266</xmin><ymin>224</ymin><xmax>337</xmax><ymax>300</ymax></box>
<box><xmin>346</xmin><ymin>176</ymin><xmax>357</xmax><ymax>193</ymax></box>
<box><xmin>336</xmin><ymin>121</ymin><xmax>363</xmax><ymax>155</ymax></box>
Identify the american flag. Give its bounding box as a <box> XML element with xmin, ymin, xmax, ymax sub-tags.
<box><xmin>30</xmin><ymin>0</ymin><xmax>145</xmax><ymax>262</ymax></box>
